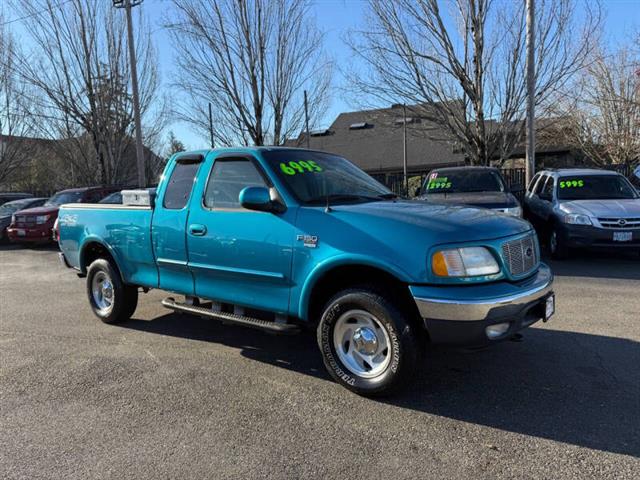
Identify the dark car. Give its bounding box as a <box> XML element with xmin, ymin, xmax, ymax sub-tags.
<box><xmin>417</xmin><ymin>166</ymin><xmax>523</xmax><ymax>217</ymax></box>
<box><xmin>6</xmin><ymin>186</ymin><xmax>120</xmax><ymax>244</ymax></box>
<box><xmin>0</xmin><ymin>192</ymin><xmax>33</xmax><ymax>205</ymax></box>
<box><xmin>524</xmin><ymin>168</ymin><xmax>640</xmax><ymax>258</ymax></box>
<box><xmin>0</xmin><ymin>197</ymin><xmax>47</xmax><ymax>241</ymax></box>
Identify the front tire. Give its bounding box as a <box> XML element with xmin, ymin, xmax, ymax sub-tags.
<box><xmin>86</xmin><ymin>258</ymin><xmax>138</xmax><ymax>324</ymax></box>
<box><xmin>317</xmin><ymin>287</ymin><xmax>420</xmax><ymax>396</ymax></box>
<box><xmin>549</xmin><ymin>226</ymin><xmax>569</xmax><ymax>259</ymax></box>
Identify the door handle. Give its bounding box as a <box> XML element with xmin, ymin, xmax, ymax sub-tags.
<box><xmin>188</xmin><ymin>224</ymin><xmax>207</xmax><ymax>236</ymax></box>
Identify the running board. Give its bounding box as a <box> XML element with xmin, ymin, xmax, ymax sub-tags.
<box><xmin>161</xmin><ymin>297</ymin><xmax>300</xmax><ymax>334</ymax></box>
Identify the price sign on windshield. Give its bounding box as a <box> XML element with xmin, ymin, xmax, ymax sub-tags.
<box><xmin>280</xmin><ymin>161</ymin><xmax>323</xmax><ymax>175</ymax></box>
<box><xmin>559</xmin><ymin>179</ymin><xmax>584</xmax><ymax>189</ymax></box>
<box><xmin>428</xmin><ymin>177</ymin><xmax>452</xmax><ymax>189</ymax></box>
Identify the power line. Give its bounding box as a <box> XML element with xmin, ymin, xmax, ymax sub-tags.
<box><xmin>0</xmin><ymin>0</ymin><xmax>73</xmax><ymax>27</ymax></box>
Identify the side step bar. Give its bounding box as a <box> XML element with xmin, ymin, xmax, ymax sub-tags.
<box><xmin>161</xmin><ymin>297</ymin><xmax>300</xmax><ymax>334</ymax></box>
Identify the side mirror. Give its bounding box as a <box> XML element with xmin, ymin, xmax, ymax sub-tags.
<box><xmin>239</xmin><ymin>186</ymin><xmax>275</xmax><ymax>212</ymax></box>
<box><xmin>412</xmin><ymin>187</ymin><xmax>421</xmax><ymax>197</ymax></box>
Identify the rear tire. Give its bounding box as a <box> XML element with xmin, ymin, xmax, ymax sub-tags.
<box><xmin>86</xmin><ymin>258</ymin><xmax>138</xmax><ymax>324</ymax></box>
<box><xmin>317</xmin><ymin>287</ymin><xmax>421</xmax><ymax>396</ymax></box>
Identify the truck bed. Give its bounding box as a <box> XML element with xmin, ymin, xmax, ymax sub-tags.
<box><xmin>58</xmin><ymin>204</ymin><xmax>158</xmax><ymax>288</ymax></box>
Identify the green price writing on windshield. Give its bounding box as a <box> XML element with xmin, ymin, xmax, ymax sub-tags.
<box><xmin>280</xmin><ymin>160</ymin><xmax>323</xmax><ymax>175</ymax></box>
<box><xmin>428</xmin><ymin>177</ymin><xmax>452</xmax><ymax>189</ymax></box>
<box><xmin>559</xmin><ymin>179</ymin><xmax>584</xmax><ymax>189</ymax></box>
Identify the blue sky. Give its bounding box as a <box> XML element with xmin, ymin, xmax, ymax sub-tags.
<box><xmin>5</xmin><ymin>0</ymin><xmax>640</xmax><ymax>150</ymax></box>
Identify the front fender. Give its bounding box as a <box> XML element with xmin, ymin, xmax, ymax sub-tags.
<box><xmin>296</xmin><ymin>254</ymin><xmax>412</xmax><ymax>321</ymax></box>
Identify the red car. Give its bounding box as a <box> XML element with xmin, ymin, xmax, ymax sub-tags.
<box><xmin>7</xmin><ymin>186</ymin><xmax>120</xmax><ymax>244</ymax></box>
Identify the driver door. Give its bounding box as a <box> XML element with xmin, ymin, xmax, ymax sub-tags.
<box><xmin>186</xmin><ymin>154</ymin><xmax>296</xmax><ymax>315</ymax></box>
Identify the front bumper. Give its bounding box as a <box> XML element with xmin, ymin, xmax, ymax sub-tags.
<box><xmin>410</xmin><ymin>264</ymin><xmax>554</xmax><ymax>347</ymax></box>
<box><xmin>558</xmin><ymin>224</ymin><xmax>640</xmax><ymax>249</ymax></box>
<box><xmin>6</xmin><ymin>224</ymin><xmax>54</xmax><ymax>243</ymax></box>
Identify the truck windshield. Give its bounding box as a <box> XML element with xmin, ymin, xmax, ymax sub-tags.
<box><xmin>45</xmin><ymin>191</ymin><xmax>84</xmax><ymax>206</ymax></box>
<box><xmin>422</xmin><ymin>170</ymin><xmax>505</xmax><ymax>194</ymax></box>
<box><xmin>262</xmin><ymin>150</ymin><xmax>394</xmax><ymax>205</ymax></box>
<box><xmin>556</xmin><ymin>175</ymin><xmax>638</xmax><ymax>200</ymax></box>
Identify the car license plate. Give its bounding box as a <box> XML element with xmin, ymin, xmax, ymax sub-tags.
<box><xmin>613</xmin><ymin>231</ymin><xmax>632</xmax><ymax>242</ymax></box>
<box><xmin>544</xmin><ymin>295</ymin><xmax>555</xmax><ymax>321</ymax></box>
<box><xmin>17</xmin><ymin>229</ymin><xmax>26</xmax><ymax>237</ymax></box>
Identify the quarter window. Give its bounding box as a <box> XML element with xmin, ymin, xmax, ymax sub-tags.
<box><xmin>527</xmin><ymin>173</ymin><xmax>541</xmax><ymax>193</ymax></box>
<box><xmin>163</xmin><ymin>161</ymin><xmax>201</xmax><ymax>209</ymax></box>
<box><xmin>540</xmin><ymin>176</ymin><xmax>555</xmax><ymax>198</ymax></box>
<box><xmin>204</xmin><ymin>159</ymin><xmax>268</xmax><ymax>209</ymax></box>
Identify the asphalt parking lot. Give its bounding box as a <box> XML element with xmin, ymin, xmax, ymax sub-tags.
<box><xmin>1</xmin><ymin>245</ymin><xmax>638</xmax><ymax>479</ymax></box>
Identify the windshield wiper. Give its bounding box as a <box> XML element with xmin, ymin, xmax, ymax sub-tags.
<box><xmin>377</xmin><ymin>193</ymin><xmax>399</xmax><ymax>200</ymax></box>
<box><xmin>306</xmin><ymin>194</ymin><xmax>381</xmax><ymax>206</ymax></box>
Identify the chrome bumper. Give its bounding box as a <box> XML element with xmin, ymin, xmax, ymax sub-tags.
<box><xmin>411</xmin><ymin>264</ymin><xmax>553</xmax><ymax>322</ymax></box>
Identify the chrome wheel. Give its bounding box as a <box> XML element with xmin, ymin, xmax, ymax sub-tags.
<box><xmin>332</xmin><ymin>309</ymin><xmax>392</xmax><ymax>378</ymax></box>
<box><xmin>91</xmin><ymin>270</ymin><xmax>114</xmax><ymax>314</ymax></box>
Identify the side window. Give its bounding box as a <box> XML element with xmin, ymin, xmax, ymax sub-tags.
<box><xmin>163</xmin><ymin>161</ymin><xmax>201</xmax><ymax>209</ymax></box>
<box><xmin>204</xmin><ymin>159</ymin><xmax>268</xmax><ymax>209</ymax></box>
<box><xmin>534</xmin><ymin>175</ymin><xmax>548</xmax><ymax>195</ymax></box>
<box><xmin>85</xmin><ymin>191</ymin><xmax>102</xmax><ymax>203</ymax></box>
<box><xmin>528</xmin><ymin>173</ymin><xmax>541</xmax><ymax>193</ymax></box>
<box><xmin>541</xmin><ymin>176</ymin><xmax>555</xmax><ymax>198</ymax></box>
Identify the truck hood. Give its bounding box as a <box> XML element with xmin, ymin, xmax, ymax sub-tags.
<box><xmin>13</xmin><ymin>205</ymin><xmax>60</xmax><ymax>216</ymax></box>
<box><xmin>419</xmin><ymin>191</ymin><xmax>518</xmax><ymax>209</ymax></box>
<box><xmin>332</xmin><ymin>200</ymin><xmax>531</xmax><ymax>244</ymax></box>
<box><xmin>559</xmin><ymin>199</ymin><xmax>640</xmax><ymax>218</ymax></box>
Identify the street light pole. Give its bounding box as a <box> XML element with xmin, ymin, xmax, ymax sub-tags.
<box><xmin>303</xmin><ymin>90</ymin><xmax>310</xmax><ymax>149</ymax></box>
<box><xmin>402</xmin><ymin>103</ymin><xmax>408</xmax><ymax>195</ymax></box>
<box><xmin>115</xmin><ymin>0</ymin><xmax>145</xmax><ymax>187</ymax></box>
<box><xmin>525</xmin><ymin>0</ymin><xmax>535</xmax><ymax>186</ymax></box>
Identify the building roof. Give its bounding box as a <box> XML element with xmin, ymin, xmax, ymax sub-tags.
<box><xmin>285</xmin><ymin>104</ymin><xmax>465</xmax><ymax>172</ymax></box>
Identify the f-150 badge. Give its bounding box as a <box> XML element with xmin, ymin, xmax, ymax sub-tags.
<box><xmin>297</xmin><ymin>234</ymin><xmax>318</xmax><ymax>248</ymax></box>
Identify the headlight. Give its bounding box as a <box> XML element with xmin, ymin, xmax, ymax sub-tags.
<box><xmin>36</xmin><ymin>215</ymin><xmax>51</xmax><ymax>224</ymax></box>
<box><xmin>432</xmin><ymin>247</ymin><xmax>500</xmax><ymax>277</ymax></box>
<box><xmin>562</xmin><ymin>213</ymin><xmax>591</xmax><ymax>225</ymax></box>
<box><xmin>502</xmin><ymin>206</ymin><xmax>522</xmax><ymax>217</ymax></box>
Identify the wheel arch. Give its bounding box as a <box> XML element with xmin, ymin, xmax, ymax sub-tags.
<box><xmin>299</xmin><ymin>258</ymin><xmax>421</xmax><ymax>329</ymax></box>
<box><xmin>79</xmin><ymin>238</ymin><xmax>125</xmax><ymax>282</ymax></box>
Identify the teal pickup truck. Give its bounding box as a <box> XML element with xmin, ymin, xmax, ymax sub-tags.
<box><xmin>58</xmin><ymin>147</ymin><xmax>554</xmax><ymax>395</ymax></box>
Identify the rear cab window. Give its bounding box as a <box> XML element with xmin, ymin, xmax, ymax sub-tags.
<box><xmin>163</xmin><ymin>160</ymin><xmax>202</xmax><ymax>209</ymax></box>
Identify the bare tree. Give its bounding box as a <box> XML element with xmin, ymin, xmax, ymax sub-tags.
<box><xmin>347</xmin><ymin>0</ymin><xmax>601</xmax><ymax>166</ymax></box>
<box><xmin>564</xmin><ymin>47</ymin><xmax>640</xmax><ymax>168</ymax></box>
<box><xmin>15</xmin><ymin>0</ymin><xmax>166</xmax><ymax>186</ymax></box>
<box><xmin>167</xmin><ymin>0</ymin><xmax>332</xmax><ymax>147</ymax></box>
<box><xmin>0</xmin><ymin>14</ymin><xmax>35</xmax><ymax>187</ymax></box>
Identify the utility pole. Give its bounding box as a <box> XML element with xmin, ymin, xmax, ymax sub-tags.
<box><xmin>303</xmin><ymin>90</ymin><xmax>310</xmax><ymax>149</ymax></box>
<box><xmin>525</xmin><ymin>0</ymin><xmax>535</xmax><ymax>186</ymax></box>
<box><xmin>114</xmin><ymin>0</ymin><xmax>145</xmax><ymax>187</ymax></box>
<box><xmin>402</xmin><ymin>103</ymin><xmax>408</xmax><ymax>195</ymax></box>
<box><xmin>208</xmin><ymin>102</ymin><xmax>215</xmax><ymax>149</ymax></box>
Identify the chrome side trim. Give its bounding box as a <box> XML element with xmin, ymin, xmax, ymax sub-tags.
<box><xmin>414</xmin><ymin>277</ymin><xmax>553</xmax><ymax>322</ymax></box>
<box><xmin>188</xmin><ymin>261</ymin><xmax>285</xmax><ymax>279</ymax></box>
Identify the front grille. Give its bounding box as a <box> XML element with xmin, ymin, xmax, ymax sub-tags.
<box><xmin>597</xmin><ymin>217</ymin><xmax>640</xmax><ymax>229</ymax></box>
<box><xmin>502</xmin><ymin>234</ymin><xmax>538</xmax><ymax>277</ymax></box>
<box><xmin>14</xmin><ymin>215</ymin><xmax>36</xmax><ymax>227</ymax></box>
